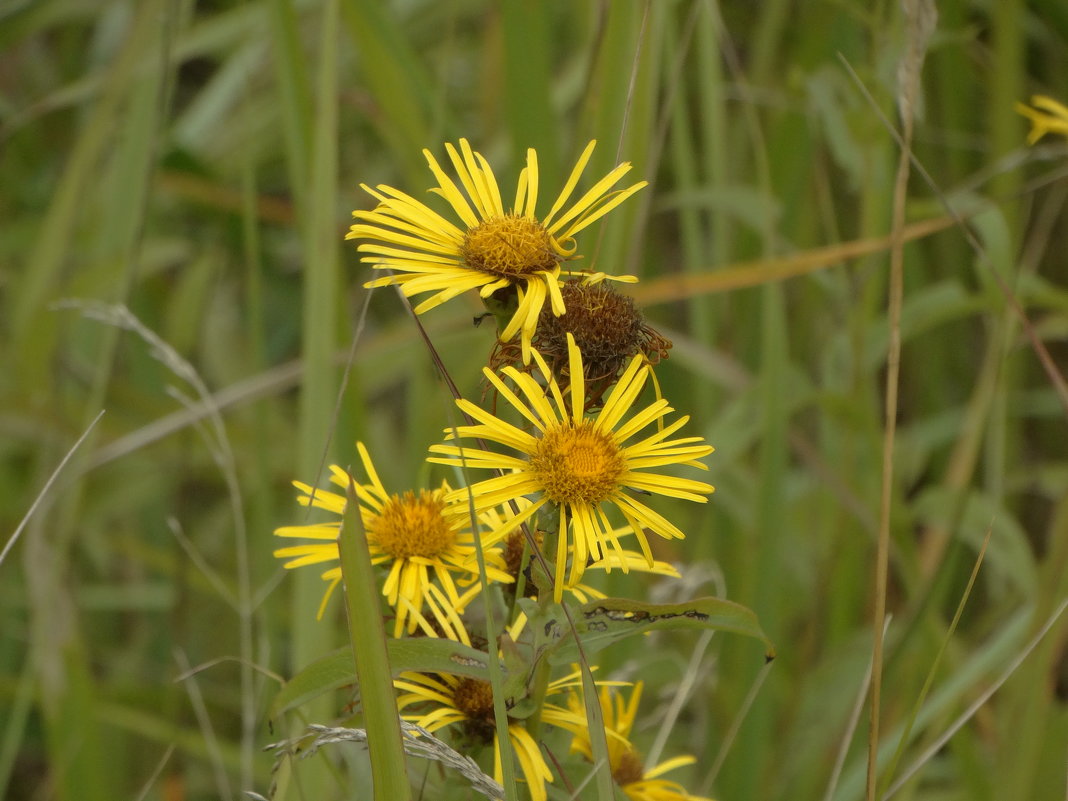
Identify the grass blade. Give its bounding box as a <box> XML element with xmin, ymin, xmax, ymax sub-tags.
<box><xmin>338</xmin><ymin>479</ymin><xmax>411</xmax><ymax>801</ymax></box>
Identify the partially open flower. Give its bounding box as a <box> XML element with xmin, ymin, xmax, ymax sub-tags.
<box><xmin>394</xmin><ymin>621</ymin><xmax>591</xmax><ymax>801</ymax></box>
<box><xmin>565</xmin><ymin>682</ymin><xmax>713</xmax><ymax>801</ymax></box>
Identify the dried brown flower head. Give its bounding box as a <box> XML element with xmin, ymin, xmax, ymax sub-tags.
<box><xmin>490</xmin><ymin>281</ymin><xmax>671</xmax><ymax>409</ymax></box>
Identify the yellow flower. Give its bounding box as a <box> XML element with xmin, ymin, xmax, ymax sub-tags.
<box><xmin>1015</xmin><ymin>95</ymin><xmax>1068</xmax><ymax>145</ymax></box>
<box><xmin>567</xmin><ymin>682</ymin><xmax>714</xmax><ymax>801</ymax></box>
<box><xmin>273</xmin><ymin>442</ymin><xmax>511</xmax><ymax>634</ymax></box>
<box><xmin>429</xmin><ymin>334</ymin><xmax>714</xmax><ymax>601</ymax></box>
<box><xmin>347</xmin><ymin>139</ymin><xmax>646</xmax><ymax>362</ymax></box>
<box><xmin>395</xmin><ymin>654</ymin><xmax>588</xmax><ymax>801</ymax></box>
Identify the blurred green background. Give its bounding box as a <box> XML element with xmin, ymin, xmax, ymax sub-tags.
<box><xmin>2</xmin><ymin>1</ymin><xmax>1067</xmax><ymax>799</ymax></box>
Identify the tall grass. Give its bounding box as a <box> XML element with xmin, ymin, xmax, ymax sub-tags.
<box><xmin>1</xmin><ymin>1</ymin><xmax>1066</xmax><ymax>800</ymax></box>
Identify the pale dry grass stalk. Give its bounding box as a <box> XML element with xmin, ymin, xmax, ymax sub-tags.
<box><xmin>869</xmin><ymin>3</ymin><xmax>937</xmax><ymax>799</ymax></box>
<box><xmin>260</xmin><ymin>723</ymin><xmax>505</xmax><ymax>801</ymax></box>
<box><xmin>56</xmin><ymin>299</ymin><xmax>258</xmax><ymax>789</ymax></box>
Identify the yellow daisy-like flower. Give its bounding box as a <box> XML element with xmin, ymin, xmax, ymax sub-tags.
<box><xmin>428</xmin><ymin>334</ymin><xmax>714</xmax><ymax>601</ymax></box>
<box><xmin>273</xmin><ymin>442</ymin><xmax>512</xmax><ymax>635</ymax></box>
<box><xmin>395</xmin><ymin>658</ymin><xmax>590</xmax><ymax>801</ymax></box>
<box><xmin>347</xmin><ymin>139</ymin><xmax>647</xmax><ymax>362</ymax></box>
<box><xmin>1016</xmin><ymin>95</ymin><xmax>1068</xmax><ymax>145</ymax></box>
<box><xmin>567</xmin><ymin>682</ymin><xmax>714</xmax><ymax>801</ymax></box>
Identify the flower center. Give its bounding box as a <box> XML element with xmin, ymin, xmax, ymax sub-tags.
<box><xmin>367</xmin><ymin>490</ymin><xmax>455</xmax><ymax>559</ymax></box>
<box><xmin>530</xmin><ymin>421</ymin><xmax>625</xmax><ymax>506</ymax></box>
<box><xmin>461</xmin><ymin>214</ymin><xmax>559</xmax><ymax>279</ymax></box>
<box><xmin>453</xmin><ymin>677</ymin><xmax>496</xmax><ymax>743</ymax></box>
<box><xmin>612</xmin><ymin>746</ymin><xmax>646</xmax><ymax>787</ymax></box>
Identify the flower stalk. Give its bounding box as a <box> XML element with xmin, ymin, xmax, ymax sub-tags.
<box><xmin>520</xmin><ymin>505</ymin><xmax>560</xmax><ymax>742</ymax></box>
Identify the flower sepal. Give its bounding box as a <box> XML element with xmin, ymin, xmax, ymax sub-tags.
<box><xmin>481</xmin><ymin>283</ymin><xmax>521</xmax><ymax>339</ymax></box>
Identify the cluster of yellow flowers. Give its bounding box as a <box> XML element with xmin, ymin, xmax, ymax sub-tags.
<box><xmin>275</xmin><ymin>140</ymin><xmax>715</xmax><ymax>801</ymax></box>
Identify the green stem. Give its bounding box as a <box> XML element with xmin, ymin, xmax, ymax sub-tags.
<box><xmin>463</xmin><ymin>486</ymin><xmax>518</xmax><ymax>800</ymax></box>
<box><xmin>521</xmin><ymin>504</ymin><xmax>615</xmax><ymax>800</ymax></box>
<box><xmin>523</xmin><ymin>505</ymin><xmax>560</xmax><ymax>741</ymax></box>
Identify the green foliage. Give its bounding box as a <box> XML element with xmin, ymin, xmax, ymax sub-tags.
<box><xmin>2</xmin><ymin>1</ymin><xmax>1067</xmax><ymax>800</ymax></box>
<box><xmin>535</xmin><ymin>596</ymin><xmax>775</xmax><ymax>666</ymax></box>
<box><xmin>270</xmin><ymin>638</ymin><xmax>494</xmax><ymax>721</ymax></box>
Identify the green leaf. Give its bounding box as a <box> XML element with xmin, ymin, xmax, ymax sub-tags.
<box><xmin>542</xmin><ymin>596</ymin><xmax>776</xmax><ymax>666</ymax></box>
<box><xmin>269</xmin><ymin>638</ymin><xmax>498</xmax><ymax>721</ymax></box>
<box><xmin>338</xmin><ymin>470</ymin><xmax>410</xmax><ymax>801</ymax></box>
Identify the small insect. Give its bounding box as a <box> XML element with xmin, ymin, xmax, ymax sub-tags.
<box><xmin>473</xmin><ymin>312</ymin><xmax>494</xmax><ymax>328</ymax></box>
<box><xmin>449</xmin><ymin>653</ymin><xmax>486</xmax><ymax>668</ymax></box>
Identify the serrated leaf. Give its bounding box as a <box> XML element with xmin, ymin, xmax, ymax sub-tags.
<box><xmin>269</xmin><ymin>638</ymin><xmax>498</xmax><ymax>720</ymax></box>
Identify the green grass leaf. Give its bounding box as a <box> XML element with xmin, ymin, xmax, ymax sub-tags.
<box><xmin>269</xmin><ymin>639</ymin><xmax>499</xmax><ymax>721</ymax></box>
